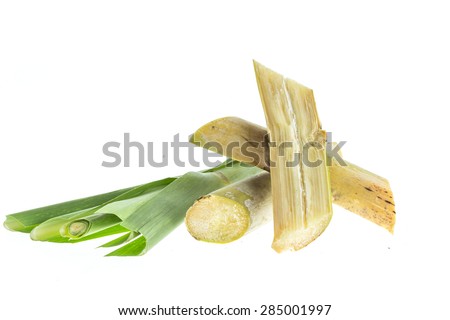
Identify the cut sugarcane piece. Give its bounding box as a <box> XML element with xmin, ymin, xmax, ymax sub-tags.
<box><xmin>190</xmin><ymin>117</ymin><xmax>270</xmax><ymax>171</ymax></box>
<box><xmin>254</xmin><ymin>61</ymin><xmax>333</xmax><ymax>252</ymax></box>
<box><xmin>329</xmin><ymin>162</ymin><xmax>395</xmax><ymax>233</ymax></box>
<box><xmin>190</xmin><ymin>116</ymin><xmax>396</xmax><ymax>233</ymax></box>
<box><xmin>186</xmin><ymin>172</ymin><xmax>272</xmax><ymax>243</ymax></box>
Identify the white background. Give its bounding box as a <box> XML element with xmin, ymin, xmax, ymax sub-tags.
<box><xmin>1</xmin><ymin>1</ymin><xmax>449</xmax><ymax>319</ymax></box>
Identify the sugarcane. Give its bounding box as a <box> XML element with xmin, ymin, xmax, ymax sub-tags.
<box><xmin>186</xmin><ymin>172</ymin><xmax>272</xmax><ymax>243</ymax></box>
<box><xmin>4</xmin><ymin>160</ymin><xmax>263</xmax><ymax>256</ymax></box>
<box><xmin>3</xmin><ymin>60</ymin><xmax>395</xmax><ymax>256</ymax></box>
<box><xmin>253</xmin><ymin>61</ymin><xmax>333</xmax><ymax>252</ymax></box>
<box><xmin>189</xmin><ymin>116</ymin><xmax>395</xmax><ymax>234</ymax></box>
<box><xmin>188</xmin><ymin>63</ymin><xmax>395</xmax><ymax>251</ymax></box>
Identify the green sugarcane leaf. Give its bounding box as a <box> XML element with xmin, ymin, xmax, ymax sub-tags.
<box><xmin>4</xmin><ymin>187</ymin><xmax>135</xmax><ymax>233</ymax></box>
<box><xmin>94</xmin><ymin>192</ymin><xmax>162</xmax><ymax>221</ymax></box>
<box><xmin>4</xmin><ymin>176</ymin><xmax>176</xmax><ymax>234</ymax></box>
<box><xmin>106</xmin><ymin>235</ymin><xmax>146</xmax><ymax>256</ymax></box>
<box><xmin>25</xmin><ymin>177</ymin><xmax>176</xmax><ymax>243</ymax></box>
<box><xmin>99</xmin><ymin>231</ymin><xmax>139</xmax><ymax>248</ymax></box>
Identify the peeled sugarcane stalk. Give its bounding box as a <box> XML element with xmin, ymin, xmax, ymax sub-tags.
<box><xmin>190</xmin><ymin>117</ymin><xmax>395</xmax><ymax>233</ymax></box>
<box><xmin>253</xmin><ymin>61</ymin><xmax>333</xmax><ymax>252</ymax></box>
